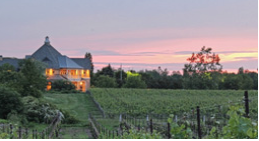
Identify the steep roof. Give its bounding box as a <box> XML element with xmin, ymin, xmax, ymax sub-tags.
<box><xmin>1</xmin><ymin>37</ymin><xmax>92</xmax><ymax>70</ymax></box>
<box><xmin>58</xmin><ymin>56</ymin><xmax>83</xmax><ymax>69</ymax></box>
<box><xmin>30</xmin><ymin>37</ymin><xmax>62</xmax><ymax>69</ymax></box>
<box><xmin>0</xmin><ymin>58</ymin><xmax>22</xmax><ymax>70</ymax></box>
<box><xmin>71</xmin><ymin>58</ymin><xmax>91</xmax><ymax>70</ymax></box>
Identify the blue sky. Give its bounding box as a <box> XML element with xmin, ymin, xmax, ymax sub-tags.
<box><xmin>0</xmin><ymin>0</ymin><xmax>257</xmax><ymax>72</ymax></box>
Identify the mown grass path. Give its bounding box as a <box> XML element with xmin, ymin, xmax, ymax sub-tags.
<box><xmin>44</xmin><ymin>93</ymin><xmax>102</xmax><ymax>139</ymax></box>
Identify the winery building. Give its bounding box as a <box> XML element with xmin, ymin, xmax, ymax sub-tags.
<box><xmin>0</xmin><ymin>37</ymin><xmax>91</xmax><ymax>92</ymax></box>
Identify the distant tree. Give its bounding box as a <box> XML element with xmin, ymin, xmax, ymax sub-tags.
<box><xmin>170</xmin><ymin>72</ymin><xmax>183</xmax><ymax>89</ymax></box>
<box><xmin>138</xmin><ymin>67</ymin><xmax>181</xmax><ymax>89</ymax></box>
<box><xmin>19</xmin><ymin>59</ymin><xmax>47</xmax><ymax>98</ymax></box>
<box><xmin>95</xmin><ymin>75</ymin><xmax>117</xmax><ymax>88</ymax></box>
<box><xmin>246</xmin><ymin>72</ymin><xmax>258</xmax><ymax>90</ymax></box>
<box><xmin>184</xmin><ymin>46</ymin><xmax>222</xmax><ymax>73</ymax></box>
<box><xmin>114</xmin><ymin>69</ymin><xmax>127</xmax><ymax>88</ymax></box>
<box><xmin>138</xmin><ymin>70</ymin><xmax>154</xmax><ymax>88</ymax></box>
<box><xmin>85</xmin><ymin>52</ymin><xmax>94</xmax><ymax>72</ymax></box>
<box><xmin>0</xmin><ymin>86</ymin><xmax>24</xmax><ymax>119</ymax></box>
<box><xmin>219</xmin><ymin>72</ymin><xmax>254</xmax><ymax>90</ymax></box>
<box><xmin>238</xmin><ymin>73</ymin><xmax>254</xmax><ymax>90</ymax></box>
<box><xmin>237</xmin><ymin>68</ymin><xmax>257</xmax><ymax>90</ymax></box>
<box><xmin>98</xmin><ymin>64</ymin><xmax>114</xmax><ymax>77</ymax></box>
<box><xmin>183</xmin><ymin>47</ymin><xmax>222</xmax><ymax>89</ymax></box>
<box><xmin>123</xmin><ymin>72</ymin><xmax>147</xmax><ymax>88</ymax></box>
<box><xmin>85</xmin><ymin>52</ymin><xmax>94</xmax><ymax>85</ymax></box>
<box><xmin>123</xmin><ymin>76</ymin><xmax>147</xmax><ymax>89</ymax></box>
<box><xmin>238</xmin><ymin>67</ymin><xmax>244</xmax><ymax>74</ymax></box>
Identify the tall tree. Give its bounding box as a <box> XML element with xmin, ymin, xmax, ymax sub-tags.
<box><xmin>19</xmin><ymin>59</ymin><xmax>47</xmax><ymax>98</ymax></box>
<box><xmin>114</xmin><ymin>69</ymin><xmax>127</xmax><ymax>88</ymax></box>
<box><xmin>98</xmin><ymin>64</ymin><xmax>114</xmax><ymax>77</ymax></box>
<box><xmin>183</xmin><ymin>46</ymin><xmax>222</xmax><ymax>89</ymax></box>
<box><xmin>85</xmin><ymin>52</ymin><xmax>94</xmax><ymax>85</ymax></box>
<box><xmin>185</xmin><ymin>46</ymin><xmax>222</xmax><ymax>73</ymax></box>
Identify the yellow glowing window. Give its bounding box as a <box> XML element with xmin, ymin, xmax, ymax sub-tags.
<box><xmin>46</xmin><ymin>69</ymin><xmax>53</xmax><ymax>76</ymax></box>
<box><xmin>46</xmin><ymin>82</ymin><xmax>51</xmax><ymax>91</ymax></box>
<box><xmin>86</xmin><ymin>70</ymin><xmax>90</xmax><ymax>78</ymax></box>
<box><xmin>60</xmin><ymin>69</ymin><xmax>67</xmax><ymax>75</ymax></box>
<box><xmin>49</xmin><ymin>69</ymin><xmax>53</xmax><ymax>75</ymax></box>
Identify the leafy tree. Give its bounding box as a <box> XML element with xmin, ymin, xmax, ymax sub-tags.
<box><xmin>123</xmin><ymin>73</ymin><xmax>147</xmax><ymax>89</ymax></box>
<box><xmin>183</xmin><ymin>47</ymin><xmax>222</xmax><ymax>89</ymax></box>
<box><xmin>98</xmin><ymin>64</ymin><xmax>114</xmax><ymax>77</ymax></box>
<box><xmin>95</xmin><ymin>75</ymin><xmax>117</xmax><ymax>88</ymax></box>
<box><xmin>220</xmin><ymin>73</ymin><xmax>240</xmax><ymax>90</ymax></box>
<box><xmin>185</xmin><ymin>46</ymin><xmax>222</xmax><ymax>73</ymax></box>
<box><xmin>246</xmin><ymin>72</ymin><xmax>258</xmax><ymax>90</ymax></box>
<box><xmin>0</xmin><ymin>67</ymin><xmax>25</xmax><ymax>92</ymax></box>
<box><xmin>238</xmin><ymin>67</ymin><xmax>244</xmax><ymax>74</ymax></box>
<box><xmin>85</xmin><ymin>52</ymin><xmax>94</xmax><ymax>85</ymax></box>
<box><xmin>0</xmin><ymin>86</ymin><xmax>24</xmax><ymax>119</ymax></box>
<box><xmin>0</xmin><ymin>63</ymin><xmax>16</xmax><ymax>72</ymax></box>
<box><xmin>19</xmin><ymin>59</ymin><xmax>47</xmax><ymax>98</ymax></box>
<box><xmin>114</xmin><ymin>69</ymin><xmax>127</xmax><ymax>88</ymax></box>
<box><xmin>138</xmin><ymin>70</ymin><xmax>155</xmax><ymax>88</ymax></box>
<box><xmin>139</xmin><ymin>68</ymin><xmax>169</xmax><ymax>89</ymax></box>
<box><xmin>170</xmin><ymin>72</ymin><xmax>183</xmax><ymax>89</ymax></box>
<box><xmin>238</xmin><ymin>74</ymin><xmax>254</xmax><ymax>90</ymax></box>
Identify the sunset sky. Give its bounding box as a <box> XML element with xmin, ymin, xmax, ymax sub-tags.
<box><xmin>0</xmin><ymin>0</ymin><xmax>257</xmax><ymax>73</ymax></box>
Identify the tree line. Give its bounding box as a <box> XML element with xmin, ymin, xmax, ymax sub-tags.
<box><xmin>91</xmin><ymin>47</ymin><xmax>257</xmax><ymax>90</ymax></box>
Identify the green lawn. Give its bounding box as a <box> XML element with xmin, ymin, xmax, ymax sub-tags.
<box><xmin>44</xmin><ymin>93</ymin><xmax>101</xmax><ymax>122</ymax></box>
<box><xmin>43</xmin><ymin>93</ymin><xmax>102</xmax><ymax>139</ymax></box>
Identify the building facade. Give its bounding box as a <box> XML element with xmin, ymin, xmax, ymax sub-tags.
<box><xmin>0</xmin><ymin>37</ymin><xmax>91</xmax><ymax>92</ymax></box>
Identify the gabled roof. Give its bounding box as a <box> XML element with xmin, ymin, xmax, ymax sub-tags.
<box><xmin>30</xmin><ymin>39</ymin><xmax>62</xmax><ymax>69</ymax></box>
<box><xmin>58</xmin><ymin>56</ymin><xmax>83</xmax><ymax>69</ymax></box>
<box><xmin>1</xmin><ymin>37</ymin><xmax>92</xmax><ymax>70</ymax></box>
<box><xmin>0</xmin><ymin>58</ymin><xmax>22</xmax><ymax>70</ymax></box>
<box><xmin>71</xmin><ymin>58</ymin><xmax>91</xmax><ymax>69</ymax></box>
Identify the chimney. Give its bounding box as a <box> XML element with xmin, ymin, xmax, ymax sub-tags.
<box><xmin>0</xmin><ymin>55</ymin><xmax>2</xmax><ymax>61</ymax></box>
<box><xmin>45</xmin><ymin>36</ymin><xmax>50</xmax><ymax>45</ymax></box>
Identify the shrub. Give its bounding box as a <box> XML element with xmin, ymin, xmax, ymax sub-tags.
<box><xmin>22</xmin><ymin>96</ymin><xmax>59</xmax><ymax>123</ymax></box>
<box><xmin>123</xmin><ymin>76</ymin><xmax>147</xmax><ymax>88</ymax></box>
<box><xmin>51</xmin><ymin>80</ymin><xmax>76</xmax><ymax>91</ymax></box>
<box><xmin>0</xmin><ymin>86</ymin><xmax>24</xmax><ymax>119</ymax></box>
<box><xmin>22</xmin><ymin>96</ymin><xmax>79</xmax><ymax>124</ymax></box>
<box><xmin>95</xmin><ymin>75</ymin><xmax>117</xmax><ymax>88</ymax></box>
<box><xmin>60</xmin><ymin>109</ymin><xmax>80</xmax><ymax>124</ymax></box>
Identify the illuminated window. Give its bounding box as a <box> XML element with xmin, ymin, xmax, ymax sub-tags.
<box><xmin>86</xmin><ymin>70</ymin><xmax>90</xmax><ymax>78</ymax></box>
<box><xmin>45</xmin><ymin>69</ymin><xmax>53</xmax><ymax>76</ymax></box>
<box><xmin>60</xmin><ymin>69</ymin><xmax>67</xmax><ymax>75</ymax></box>
<box><xmin>46</xmin><ymin>82</ymin><xmax>51</xmax><ymax>90</ymax></box>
